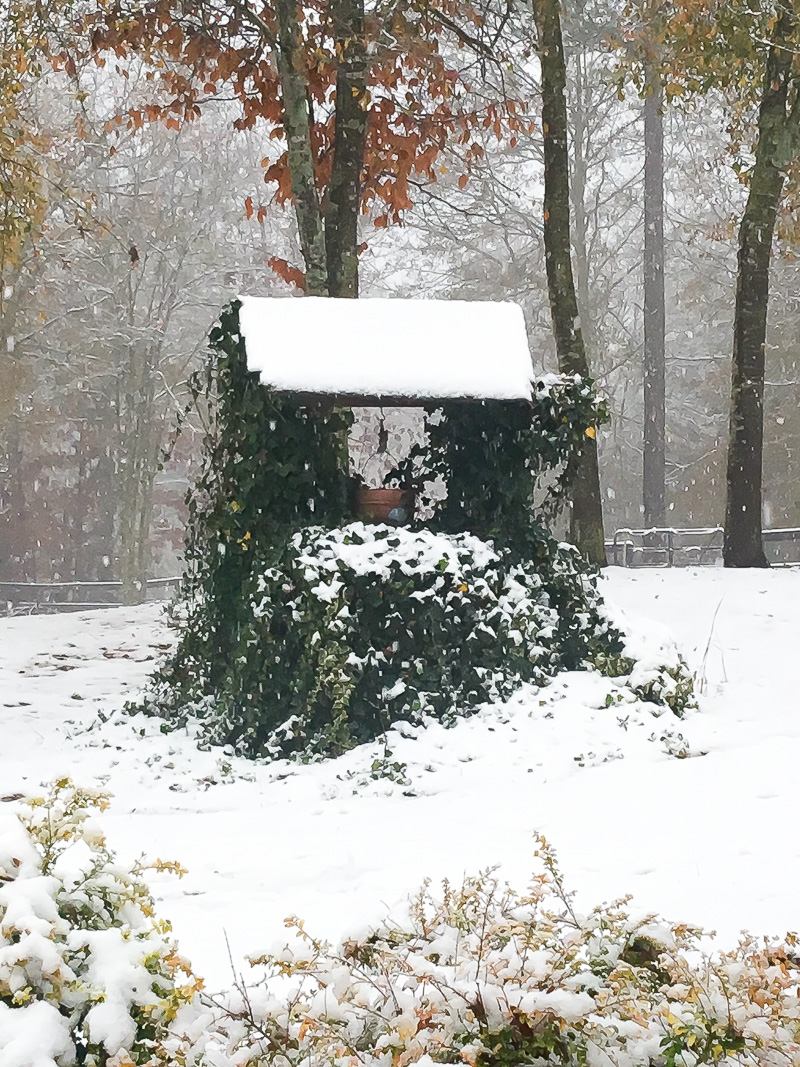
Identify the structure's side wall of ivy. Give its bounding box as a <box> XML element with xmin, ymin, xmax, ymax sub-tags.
<box><xmin>188</xmin><ymin>524</ymin><xmax>628</xmax><ymax>759</ymax></box>
<box><xmin>420</xmin><ymin>377</ymin><xmax>605</xmax><ymax>554</ymax></box>
<box><xmin>159</xmin><ymin>301</ymin><xmax>352</xmax><ymax>703</ymax></box>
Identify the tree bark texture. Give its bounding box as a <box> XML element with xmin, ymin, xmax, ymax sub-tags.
<box><xmin>275</xmin><ymin>0</ymin><xmax>329</xmax><ymax>296</ymax></box>
<box><xmin>117</xmin><ymin>328</ymin><xmax>159</xmax><ymax>602</ymax></box>
<box><xmin>723</xmin><ymin>10</ymin><xmax>795</xmax><ymax>567</ymax></box>
<box><xmin>533</xmin><ymin>0</ymin><xmax>606</xmax><ymax>565</ymax></box>
<box><xmin>325</xmin><ymin>0</ymin><xmax>368</xmax><ymax>298</ymax></box>
<box><xmin>643</xmin><ymin>65</ymin><xmax>666</xmax><ymax>528</ymax></box>
<box><xmin>569</xmin><ymin>48</ymin><xmax>595</xmax><ymax>355</ymax></box>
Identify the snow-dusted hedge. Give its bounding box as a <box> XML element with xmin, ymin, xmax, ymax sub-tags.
<box><xmin>0</xmin><ymin>781</ymin><xmax>205</xmax><ymax>1067</ymax></box>
<box><xmin>211</xmin><ymin>838</ymin><xmax>800</xmax><ymax>1067</ymax></box>
<box><xmin>7</xmin><ymin>785</ymin><xmax>800</xmax><ymax>1067</ymax></box>
<box><xmin>155</xmin><ymin>523</ymin><xmax>641</xmax><ymax>759</ymax></box>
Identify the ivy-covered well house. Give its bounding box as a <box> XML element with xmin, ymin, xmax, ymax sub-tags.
<box><xmin>141</xmin><ymin>297</ymin><xmax>690</xmax><ymax>759</ymax></box>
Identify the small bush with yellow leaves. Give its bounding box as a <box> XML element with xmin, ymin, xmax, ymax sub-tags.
<box><xmin>210</xmin><ymin>837</ymin><xmax>800</xmax><ymax>1067</ymax></box>
<box><xmin>0</xmin><ymin>780</ymin><xmax>207</xmax><ymax>1067</ymax></box>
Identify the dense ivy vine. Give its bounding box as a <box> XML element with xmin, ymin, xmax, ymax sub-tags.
<box><xmin>155</xmin><ymin>523</ymin><xmax>630</xmax><ymax>759</ymax></box>
<box><xmin>138</xmin><ymin>304</ymin><xmax>688</xmax><ymax>760</ymax></box>
<box><xmin>390</xmin><ymin>376</ymin><xmax>605</xmax><ymax>555</ymax></box>
<box><xmin>152</xmin><ymin>300</ymin><xmax>352</xmax><ymax>703</ymax></box>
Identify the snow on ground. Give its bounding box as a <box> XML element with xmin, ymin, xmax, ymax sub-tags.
<box><xmin>1</xmin><ymin>566</ymin><xmax>799</xmax><ymax>991</ymax></box>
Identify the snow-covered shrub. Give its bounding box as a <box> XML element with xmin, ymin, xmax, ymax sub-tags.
<box><xmin>9</xmin><ymin>783</ymin><xmax>800</xmax><ymax>1067</ymax></box>
<box><xmin>150</xmin><ymin>523</ymin><xmax>634</xmax><ymax>759</ymax></box>
<box><xmin>0</xmin><ymin>780</ymin><xmax>206</xmax><ymax>1067</ymax></box>
<box><xmin>594</xmin><ymin>604</ymin><xmax>696</xmax><ymax>717</ymax></box>
<box><xmin>209</xmin><ymin>838</ymin><xmax>800</xmax><ymax>1067</ymax></box>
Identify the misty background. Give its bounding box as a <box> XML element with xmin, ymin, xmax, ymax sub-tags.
<box><xmin>2</xmin><ymin>4</ymin><xmax>799</xmax><ymax>591</ymax></box>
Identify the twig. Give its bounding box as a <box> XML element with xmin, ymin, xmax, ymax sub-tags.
<box><xmin>697</xmin><ymin>595</ymin><xmax>724</xmax><ymax>696</ymax></box>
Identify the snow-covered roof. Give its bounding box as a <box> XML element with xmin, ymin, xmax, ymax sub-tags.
<box><xmin>238</xmin><ymin>297</ymin><xmax>534</xmax><ymax>403</ymax></box>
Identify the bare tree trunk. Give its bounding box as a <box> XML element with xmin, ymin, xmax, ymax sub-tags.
<box><xmin>723</xmin><ymin>11</ymin><xmax>795</xmax><ymax>568</ymax></box>
<box><xmin>643</xmin><ymin>64</ymin><xmax>666</xmax><ymax>528</ymax></box>
<box><xmin>275</xmin><ymin>0</ymin><xmax>329</xmax><ymax>296</ymax></box>
<box><xmin>325</xmin><ymin>0</ymin><xmax>368</xmax><ymax>298</ymax></box>
<box><xmin>0</xmin><ymin>422</ymin><xmax>31</xmax><ymax>581</ymax></box>
<box><xmin>569</xmin><ymin>47</ymin><xmax>595</xmax><ymax>356</ymax></box>
<box><xmin>533</xmin><ymin>0</ymin><xmax>605</xmax><ymax>565</ymax></box>
<box><xmin>118</xmin><ymin>355</ymin><xmax>155</xmax><ymax>603</ymax></box>
<box><xmin>118</xmin><ymin>446</ymin><xmax>156</xmax><ymax>602</ymax></box>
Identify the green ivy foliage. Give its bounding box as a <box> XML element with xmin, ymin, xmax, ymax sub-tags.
<box><xmin>140</xmin><ymin>306</ymin><xmax>683</xmax><ymax>761</ymax></box>
<box><xmin>399</xmin><ymin>376</ymin><xmax>605</xmax><ymax>554</ymax></box>
<box><xmin>154</xmin><ymin>300</ymin><xmax>352</xmax><ymax>701</ymax></box>
<box><xmin>147</xmin><ymin>523</ymin><xmax>626</xmax><ymax>759</ymax></box>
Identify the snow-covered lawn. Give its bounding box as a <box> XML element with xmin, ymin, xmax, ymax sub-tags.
<box><xmin>1</xmin><ymin>566</ymin><xmax>798</xmax><ymax>990</ymax></box>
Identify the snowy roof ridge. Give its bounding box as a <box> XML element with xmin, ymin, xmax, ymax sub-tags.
<box><xmin>238</xmin><ymin>296</ymin><xmax>534</xmax><ymax>403</ymax></box>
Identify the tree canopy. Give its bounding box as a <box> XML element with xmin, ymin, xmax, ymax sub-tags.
<box><xmin>75</xmin><ymin>0</ymin><xmax>526</xmax><ymax>291</ymax></box>
<box><xmin>0</xmin><ymin>1</ymin><xmax>49</xmax><ymax>288</ymax></box>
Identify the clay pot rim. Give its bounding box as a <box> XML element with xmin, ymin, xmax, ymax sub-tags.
<box><xmin>357</xmin><ymin>487</ymin><xmax>414</xmax><ymax>500</ymax></box>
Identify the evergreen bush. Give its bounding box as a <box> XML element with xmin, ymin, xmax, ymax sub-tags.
<box><xmin>150</xmin><ymin>522</ymin><xmax>629</xmax><ymax>758</ymax></box>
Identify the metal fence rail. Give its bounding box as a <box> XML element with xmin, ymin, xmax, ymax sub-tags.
<box><xmin>606</xmin><ymin>527</ymin><xmax>800</xmax><ymax>567</ymax></box>
<box><xmin>0</xmin><ymin>577</ymin><xmax>181</xmax><ymax>615</ymax></box>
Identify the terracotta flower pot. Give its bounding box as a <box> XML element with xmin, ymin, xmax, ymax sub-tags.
<box><xmin>356</xmin><ymin>487</ymin><xmax>414</xmax><ymax>525</ymax></box>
